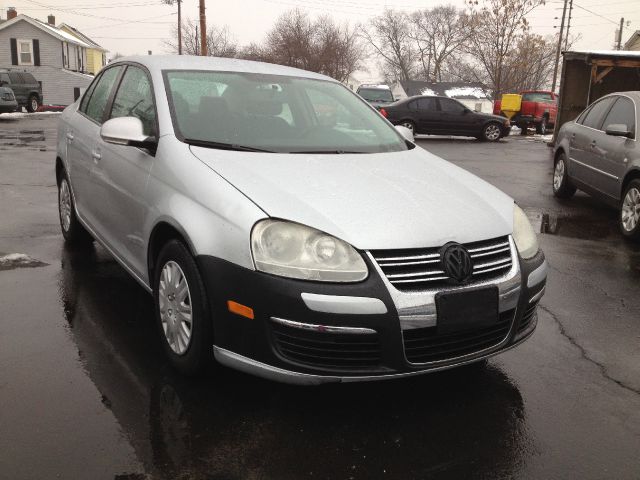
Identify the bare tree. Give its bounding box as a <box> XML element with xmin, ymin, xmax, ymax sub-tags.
<box><xmin>241</xmin><ymin>10</ymin><xmax>365</xmax><ymax>83</ymax></box>
<box><xmin>408</xmin><ymin>6</ymin><xmax>475</xmax><ymax>82</ymax></box>
<box><xmin>162</xmin><ymin>0</ymin><xmax>182</xmax><ymax>54</ymax></box>
<box><xmin>360</xmin><ymin>10</ymin><xmax>414</xmax><ymax>82</ymax></box>
<box><xmin>465</xmin><ymin>0</ymin><xmax>545</xmax><ymax>97</ymax></box>
<box><xmin>165</xmin><ymin>18</ymin><xmax>238</xmax><ymax>57</ymax></box>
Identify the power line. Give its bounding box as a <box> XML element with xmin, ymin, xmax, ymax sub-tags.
<box><xmin>22</xmin><ymin>0</ymin><xmax>175</xmax><ymax>23</ymax></box>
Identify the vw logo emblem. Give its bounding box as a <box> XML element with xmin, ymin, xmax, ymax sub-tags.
<box><xmin>440</xmin><ymin>243</ymin><xmax>473</xmax><ymax>283</ymax></box>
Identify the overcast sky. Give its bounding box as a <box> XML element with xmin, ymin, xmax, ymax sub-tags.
<box><xmin>6</xmin><ymin>0</ymin><xmax>640</xmax><ymax>82</ymax></box>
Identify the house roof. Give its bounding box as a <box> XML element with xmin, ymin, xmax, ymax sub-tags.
<box><xmin>399</xmin><ymin>81</ymin><xmax>491</xmax><ymax>100</ymax></box>
<box><xmin>623</xmin><ymin>31</ymin><xmax>640</xmax><ymax>50</ymax></box>
<box><xmin>0</xmin><ymin>14</ymin><xmax>92</xmax><ymax>48</ymax></box>
<box><xmin>58</xmin><ymin>23</ymin><xmax>107</xmax><ymax>51</ymax></box>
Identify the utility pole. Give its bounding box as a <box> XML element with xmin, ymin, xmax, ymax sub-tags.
<box><xmin>177</xmin><ymin>0</ymin><xmax>182</xmax><ymax>55</ymax></box>
<box><xmin>563</xmin><ymin>0</ymin><xmax>573</xmax><ymax>51</ymax></box>
<box><xmin>195</xmin><ymin>25</ymin><xmax>199</xmax><ymax>55</ymax></box>
<box><xmin>199</xmin><ymin>0</ymin><xmax>207</xmax><ymax>56</ymax></box>
<box><xmin>617</xmin><ymin>17</ymin><xmax>625</xmax><ymax>50</ymax></box>
<box><xmin>551</xmin><ymin>0</ymin><xmax>568</xmax><ymax>92</ymax></box>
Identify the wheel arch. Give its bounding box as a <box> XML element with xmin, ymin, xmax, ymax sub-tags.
<box><xmin>147</xmin><ymin>220</ymin><xmax>198</xmax><ymax>284</ymax></box>
<box><xmin>55</xmin><ymin>156</ymin><xmax>64</xmax><ymax>184</ymax></box>
<box><xmin>621</xmin><ymin>168</ymin><xmax>640</xmax><ymax>198</ymax></box>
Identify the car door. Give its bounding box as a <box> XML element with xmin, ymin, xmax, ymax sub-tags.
<box><xmin>66</xmin><ymin>65</ymin><xmax>124</xmax><ymax>230</ymax></box>
<box><xmin>413</xmin><ymin>97</ymin><xmax>439</xmax><ymax>133</ymax></box>
<box><xmin>568</xmin><ymin>96</ymin><xmax>616</xmax><ymax>188</ymax></box>
<box><xmin>592</xmin><ymin>96</ymin><xmax>636</xmax><ymax>200</ymax></box>
<box><xmin>437</xmin><ymin>98</ymin><xmax>476</xmax><ymax>135</ymax></box>
<box><xmin>8</xmin><ymin>72</ymin><xmax>25</xmax><ymax>105</ymax></box>
<box><xmin>91</xmin><ymin>64</ymin><xmax>157</xmax><ymax>277</ymax></box>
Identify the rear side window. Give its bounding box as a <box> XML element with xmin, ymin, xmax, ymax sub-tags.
<box><xmin>84</xmin><ymin>66</ymin><xmax>122</xmax><ymax>124</ymax></box>
<box><xmin>439</xmin><ymin>98</ymin><xmax>466</xmax><ymax>113</ymax></box>
<box><xmin>582</xmin><ymin>97</ymin><xmax>615</xmax><ymax>130</ymax></box>
<box><xmin>601</xmin><ymin>97</ymin><xmax>635</xmax><ymax>137</ymax></box>
<box><xmin>417</xmin><ymin>98</ymin><xmax>436</xmax><ymax>110</ymax></box>
<box><xmin>109</xmin><ymin>66</ymin><xmax>157</xmax><ymax>136</ymax></box>
<box><xmin>8</xmin><ymin>72</ymin><xmax>23</xmax><ymax>84</ymax></box>
<box><xmin>22</xmin><ymin>73</ymin><xmax>37</xmax><ymax>84</ymax></box>
<box><xmin>79</xmin><ymin>75</ymin><xmax>100</xmax><ymax>112</ymax></box>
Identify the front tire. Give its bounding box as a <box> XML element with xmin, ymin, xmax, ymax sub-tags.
<box><xmin>481</xmin><ymin>122</ymin><xmax>502</xmax><ymax>142</ymax></box>
<box><xmin>58</xmin><ymin>171</ymin><xmax>93</xmax><ymax>245</ymax></box>
<box><xmin>154</xmin><ymin>240</ymin><xmax>212</xmax><ymax>375</ymax></box>
<box><xmin>27</xmin><ymin>94</ymin><xmax>40</xmax><ymax>113</ymax></box>
<box><xmin>552</xmin><ymin>152</ymin><xmax>576</xmax><ymax>199</ymax></box>
<box><xmin>620</xmin><ymin>180</ymin><xmax>640</xmax><ymax>240</ymax></box>
<box><xmin>399</xmin><ymin>120</ymin><xmax>415</xmax><ymax>135</ymax></box>
<box><xmin>536</xmin><ymin>117</ymin><xmax>547</xmax><ymax>135</ymax></box>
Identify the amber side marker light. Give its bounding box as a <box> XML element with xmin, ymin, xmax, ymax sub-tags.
<box><xmin>227</xmin><ymin>300</ymin><xmax>254</xmax><ymax>319</ymax></box>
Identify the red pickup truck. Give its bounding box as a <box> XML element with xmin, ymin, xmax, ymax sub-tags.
<box><xmin>493</xmin><ymin>90</ymin><xmax>558</xmax><ymax>135</ymax></box>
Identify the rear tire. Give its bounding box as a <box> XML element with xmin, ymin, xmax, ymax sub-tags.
<box><xmin>552</xmin><ymin>152</ymin><xmax>576</xmax><ymax>199</ymax></box>
<box><xmin>154</xmin><ymin>240</ymin><xmax>212</xmax><ymax>375</ymax></box>
<box><xmin>399</xmin><ymin>120</ymin><xmax>415</xmax><ymax>135</ymax></box>
<box><xmin>27</xmin><ymin>94</ymin><xmax>40</xmax><ymax>113</ymax></box>
<box><xmin>58</xmin><ymin>171</ymin><xmax>94</xmax><ymax>245</ymax></box>
<box><xmin>620</xmin><ymin>180</ymin><xmax>640</xmax><ymax>240</ymax></box>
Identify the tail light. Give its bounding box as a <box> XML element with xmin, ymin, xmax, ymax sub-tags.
<box><xmin>379</xmin><ymin>108</ymin><xmax>388</xmax><ymax>118</ymax></box>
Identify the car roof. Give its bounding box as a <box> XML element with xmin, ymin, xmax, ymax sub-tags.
<box><xmin>111</xmin><ymin>55</ymin><xmax>336</xmax><ymax>83</ymax></box>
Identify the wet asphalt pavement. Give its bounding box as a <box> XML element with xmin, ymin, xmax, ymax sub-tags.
<box><xmin>1</xmin><ymin>114</ymin><xmax>639</xmax><ymax>480</ymax></box>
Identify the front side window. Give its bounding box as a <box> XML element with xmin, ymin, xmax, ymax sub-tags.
<box><xmin>84</xmin><ymin>66</ymin><xmax>122</xmax><ymax>124</ymax></box>
<box><xmin>109</xmin><ymin>66</ymin><xmax>156</xmax><ymax>136</ymax></box>
<box><xmin>8</xmin><ymin>72</ymin><xmax>22</xmax><ymax>84</ymax></box>
<box><xmin>582</xmin><ymin>97</ymin><xmax>616</xmax><ymax>130</ymax></box>
<box><xmin>601</xmin><ymin>97</ymin><xmax>635</xmax><ymax>137</ymax></box>
<box><xmin>164</xmin><ymin>70</ymin><xmax>408</xmax><ymax>154</ymax></box>
<box><xmin>18</xmin><ymin>39</ymin><xmax>33</xmax><ymax>66</ymax></box>
<box><xmin>439</xmin><ymin>98</ymin><xmax>466</xmax><ymax>114</ymax></box>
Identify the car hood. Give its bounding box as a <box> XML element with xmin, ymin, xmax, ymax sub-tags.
<box><xmin>189</xmin><ymin>145</ymin><xmax>514</xmax><ymax>250</ymax></box>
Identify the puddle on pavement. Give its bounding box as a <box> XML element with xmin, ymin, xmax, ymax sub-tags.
<box><xmin>540</xmin><ymin>212</ymin><xmax>617</xmax><ymax>240</ymax></box>
<box><xmin>0</xmin><ymin>253</ymin><xmax>48</xmax><ymax>271</ymax></box>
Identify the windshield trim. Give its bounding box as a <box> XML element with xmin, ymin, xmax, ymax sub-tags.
<box><xmin>162</xmin><ymin>69</ymin><xmax>409</xmax><ymax>153</ymax></box>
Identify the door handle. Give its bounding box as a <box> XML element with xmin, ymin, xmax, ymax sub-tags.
<box><xmin>66</xmin><ymin>132</ymin><xmax>74</xmax><ymax>141</ymax></box>
<box><xmin>91</xmin><ymin>151</ymin><xmax>101</xmax><ymax>161</ymax></box>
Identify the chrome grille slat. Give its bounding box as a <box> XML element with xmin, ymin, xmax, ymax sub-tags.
<box><xmin>370</xmin><ymin>236</ymin><xmax>513</xmax><ymax>292</ymax></box>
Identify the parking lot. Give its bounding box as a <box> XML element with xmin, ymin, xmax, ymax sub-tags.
<box><xmin>1</xmin><ymin>113</ymin><xmax>639</xmax><ymax>479</ymax></box>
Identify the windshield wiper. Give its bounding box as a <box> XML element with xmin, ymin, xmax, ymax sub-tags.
<box><xmin>289</xmin><ymin>150</ymin><xmax>367</xmax><ymax>154</ymax></box>
<box><xmin>185</xmin><ymin>138</ymin><xmax>275</xmax><ymax>153</ymax></box>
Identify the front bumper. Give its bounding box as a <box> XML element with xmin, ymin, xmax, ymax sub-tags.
<box><xmin>198</xmin><ymin>245</ymin><xmax>547</xmax><ymax>385</ymax></box>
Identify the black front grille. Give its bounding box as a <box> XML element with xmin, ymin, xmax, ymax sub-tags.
<box><xmin>370</xmin><ymin>236</ymin><xmax>513</xmax><ymax>292</ymax></box>
<box><xmin>403</xmin><ymin>309</ymin><xmax>514</xmax><ymax>364</ymax></box>
<box><xmin>271</xmin><ymin>322</ymin><xmax>381</xmax><ymax>370</ymax></box>
<box><xmin>517</xmin><ymin>301</ymin><xmax>539</xmax><ymax>335</ymax></box>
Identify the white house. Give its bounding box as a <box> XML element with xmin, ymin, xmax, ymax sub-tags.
<box><xmin>0</xmin><ymin>8</ymin><xmax>101</xmax><ymax>106</ymax></box>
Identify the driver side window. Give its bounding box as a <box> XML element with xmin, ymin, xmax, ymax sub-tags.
<box><xmin>109</xmin><ymin>65</ymin><xmax>156</xmax><ymax>136</ymax></box>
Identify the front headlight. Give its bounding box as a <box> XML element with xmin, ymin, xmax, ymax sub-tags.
<box><xmin>513</xmin><ymin>205</ymin><xmax>539</xmax><ymax>259</ymax></box>
<box><xmin>251</xmin><ymin>219</ymin><xmax>368</xmax><ymax>282</ymax></box>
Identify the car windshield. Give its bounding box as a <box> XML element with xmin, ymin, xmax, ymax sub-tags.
<box><xmin>164</xmin><ymin>70</ymin><xmax>408</xmax><ymax>154</ymax></box>
<box><xmin>357</xmin><ymin>88</ymin><xmax>394</xmax><ymax>103</ymax></box>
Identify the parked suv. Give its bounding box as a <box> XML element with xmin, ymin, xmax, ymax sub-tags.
<box><xmin>0</xmin><ymin>69</ymin><xmax>42</xmax><ymax>112</ymax></box>
<box><xmin>56</xmin><ymin>56</ymin><xmax>546</xmax><ymax>384</ymax></box>
<box><xmin>553</xmin><ymin>92</ymin><xmax>640</xmax><ymax>239</ymax></box>
<box><xmin>356</xmin><ymin>84</ymin><xmax>395</xmax><ymax>108</ymax></box>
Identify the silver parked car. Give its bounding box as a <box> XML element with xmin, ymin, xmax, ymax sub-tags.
<box><xmin>56</xmin><ymin>56</ymin><xmax>547</xmax><ymax>384</ymax></box>
<box><xmin>553</xmin><ymin>92</ymin><xmax>640</xmax><ymax>239</ymax></box>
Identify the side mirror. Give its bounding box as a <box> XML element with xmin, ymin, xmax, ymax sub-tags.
<box><xmin>395</xmin><ymin>125</ymin><xmax>414</xmax><ymax>143</ymax></box>
<box><xmin>101</xmin><ymin>117</ymin><xmax>157</xmax><ymax>151</ymax></box>
<box><xmin>605</xmin><ymin>124</ymin><xmax>632</xmax><ymax>138</ymax></box>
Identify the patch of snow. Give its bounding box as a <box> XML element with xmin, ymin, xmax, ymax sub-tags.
<box><xmin>420</xmin><ymin>88</ymin><xmax>436</xmax><ymax>96</ymax></box>
<box><xmin>359</xmin><ymin>84</ymin><xmax>391</xmax><ymax>90</ymax></box>
<box><xmin>0</xmin><ymin>253</ymin><xmax>48</xmax><ymax>270</ymax></box>
<box><xmin>0</xmin><ymin>111</ymin><xmax>62</xmax><ymax>118</ymax></box>
<box><xmin>445</xmin><ymin>87</ymin><xmax>489</xmax><ymax>99</ymax></box>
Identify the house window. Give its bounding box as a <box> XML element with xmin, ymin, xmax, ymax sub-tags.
<box><xmin>18</xmin><ymin>39</ymin><xmax>33</xmax><ymax>65</ymax></box>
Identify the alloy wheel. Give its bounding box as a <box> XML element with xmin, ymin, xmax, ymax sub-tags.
<box><xmin>31</xmin><ymin>98</ymin><xmax>38</xmax><ymax>112</ymax></box>
<box><xmin>621</xmin><ymin>187</ymin><xmax>640</xmax><ymax>232</ymax></box>
<box><xmin>485</xmin><ymin>124</ymin><xmax>501</xmax><ymax>141</ymax></box>
<box><xmin>59</xmin><ymin>179</ymin><xmax>72</xmax><ymax>232</ymax></box>
<box><xmin>553</xmin><ymin>158</ymin><xmax>565</xmax><ymax>192</ymax></box>
<box><xmin>159</xmin><ymin>261</ymin><xmax>193</xmax><ymax>355</ymax></box>
<box><xmin>402</xmin><ymin>121</ymin><xmax>414</xmax><ymax>132</ymax></box>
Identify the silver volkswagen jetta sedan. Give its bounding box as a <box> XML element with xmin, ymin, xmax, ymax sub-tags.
<box><xmin>553</xmin><ymin>91</ymin><xmax>640</xmax><ymax>239</ymax></box>
<box><xmin>56</xmin><ymin>56</ymin><xmax>547</xmax><ymax>384</ymax></box>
